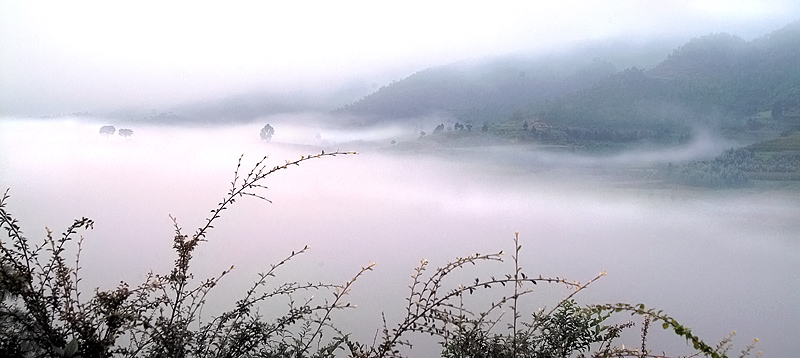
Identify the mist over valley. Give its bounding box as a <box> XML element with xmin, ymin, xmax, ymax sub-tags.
<box><xmin>1</xmin><ymin>115</ymin><xmax>798</xmax><ymax>356</ymax></box>
<box><xmin>2</xmin><ymin>3</ymin><xmax>800</xmax><ymax>357</ymax></box>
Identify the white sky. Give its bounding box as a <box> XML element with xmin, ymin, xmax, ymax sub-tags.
<box><xmin>1</xmin><ymin>0</ymin><xmax>798</xmax><ymax>116</ymax></box>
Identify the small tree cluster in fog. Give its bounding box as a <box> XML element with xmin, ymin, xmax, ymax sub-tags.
<box><xmin>99</xmin><ymin>126</ymin><xmax>134</xmax><ymax>138</ymax></box>
<box><xmin>661</xmin><ymin>145</ymin><xmax>800</xmax><ymax>188</ymax></box>
<box><xmin>99</xmin><ymin>125</ymin><xmax>116</xmax><ymax>137</ymax></box>
<box><xmin>260</xmin><ymin>124</ymin><xmax>275</xmax><ymax>142</ymax></box>
<box><xmin>662</xmin><ymin>161</ymin><xmax>749</xmax><ymax>188</ymax></box>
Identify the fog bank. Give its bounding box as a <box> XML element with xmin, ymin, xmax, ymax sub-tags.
<box><xmin>1</xmin><ymin>118</ymin><xmax>798</xmax><ymax>357</ymax></box>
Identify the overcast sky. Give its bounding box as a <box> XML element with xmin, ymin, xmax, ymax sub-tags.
<box><xmin>1</xmin><ymin>0</ymin><xmax>799</xmax><ymax>116</ymax></box>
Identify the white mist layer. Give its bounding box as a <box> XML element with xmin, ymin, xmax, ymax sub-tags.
<box><xmin>1</xmin><ymin>118</ymin><xmax>798</xmax><ymax>357</ymax></box>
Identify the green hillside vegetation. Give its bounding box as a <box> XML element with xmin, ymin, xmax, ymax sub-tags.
<box><xmin>398</xmin><ymin>125</ymin><xmax>800</xmax><ymax>189</ymax></box>
<box><xmin>659</xmin><ymin>131</ymin><xmax>800</xmax><ymax>188</ymax></box>
<box><xmin>403</xmin><ymin>118</ymin><xmax>688</xmax><ymax>154</ymax></box>
<box><xmin>748</xmin><ymin>130</ymin><xmax>800</xmax><ymax>152</ymax></box>
<box><xmin>341</xmin><ymin>21</ymin><xmax>800</xmax><ymax>187</ymax></box>
<box><xmin>541</xmin><ymin>21</ymin><xmax>800</xmax><ymax>131</ymax></box>
<box><xmin>332</xmin><ymin>38</ymin><xmax>692</xmax><ymax>124</ymax></box>
<box><xmin>741</xmin><ymin>131</ymin><xmax>800</xmax><ymax>181</ymax></box>
<box><xmin>339</xmin><ymin>21</ymin><xmax>800</xmax><ymax>142</ymax></box>
<box><xmin>336</xmin><ymin>56</ymin><xmax>618</xmax><ymax>124</ymax></box>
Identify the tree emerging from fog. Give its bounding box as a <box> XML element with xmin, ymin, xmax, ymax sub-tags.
<box><xmin>99</xmin><ymin>125</ymin><xmax>116</xmax><ymax>138</ymax></box>
<box><xmin>118</xmin><ymin>129</ymin><xmax>133</xmax><ymax>138</ymax></box>
<box><xmin>260</xmin><ymin>123</ymin><xmax>275</xmax><ymax>142</ymax></box>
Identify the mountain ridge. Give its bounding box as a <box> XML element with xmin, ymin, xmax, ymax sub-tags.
<box><xmin>337</xmin><ymin>20</ymin><xmax>800</xmax><ymax>131</ymax></box>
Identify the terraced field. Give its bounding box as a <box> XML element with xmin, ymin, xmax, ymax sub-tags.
<box><xmin>746</xmin><ymin>131</ymin><xmax>800</xmax><ymax>181</ymax></box>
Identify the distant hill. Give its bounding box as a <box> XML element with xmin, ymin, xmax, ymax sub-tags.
<box><xmin>334</xmin><ymin>57</ymin><xmax>616</xmax><ymax>123</ymax></box>
<box><xmin>539</xmin><ymin>20</ymin><xmax>800</xmax><ymax>130</ymax></box>
<box><xmin>337</xmin><ymin>21</ymin><xmax>800</xmax><ymax>131</ymax></box>
<box><xmin>106</xmin><ymin>81</ymin><xmax>378</xmax><ymax>124</ymax></box>
<box><xmin>333</xmin><ymin>40</ymin><xmax>680</xmax><ymax>124</ymax></box>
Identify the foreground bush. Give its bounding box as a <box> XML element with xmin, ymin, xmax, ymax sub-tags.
<box><xmin>1</xmin><ymin>152</ymin><xmax>758</xmax><ymax>358</ymax></box>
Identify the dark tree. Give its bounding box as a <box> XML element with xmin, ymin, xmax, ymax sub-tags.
<box><xmin>481</xmin><ymin>123</ymin><xmax>488</xmax><ymax>132</ymax></box>
<box><xmin>260</xmin><ymin>124</ymin><xmax>275</xmax><ymax>141</ymax></box>
<box><xmin>523</xmin><ymin>121</ymin><xmax>529</xmax><ymax>131</ymax></box>
<box><xmin>99</xmin><ymin>125</ymin><xmax>116</xmax><ymax>137</ymax></box>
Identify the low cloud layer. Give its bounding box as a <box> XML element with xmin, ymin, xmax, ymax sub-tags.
<box><xmin>2</xmin><ymin>1</ymin><xmax>799</xmax><ymax>116</ymax></box>
<box><xmin>1</xmin><ymin>118</ymin><xmax>798</xmax><ymax>356</ymax></box>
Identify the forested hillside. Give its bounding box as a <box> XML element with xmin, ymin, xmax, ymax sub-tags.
<box><xmin>541</xmin><ymin>21</ymin><xmax>800</xmax><ymax>130</ymax></box>
<box><xmin>335</xmin><ymin>56</ymin><xmax>618</xmax><ymax>123</ymax></box>
<box><xmin>338</xmin><ymin>21</ymin><xmax>800</xmax><ymax>132</ymax></box>
<box><xmin>334</xmin><ymin>40</ymin><xmax>679</xmax><ymax>123</ymax></box>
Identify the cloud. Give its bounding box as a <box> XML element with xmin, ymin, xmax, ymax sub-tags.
<box><xmin>2</xmin><ymin>1</ymin><xmax>799</xmax><ymax>115</ymax></box>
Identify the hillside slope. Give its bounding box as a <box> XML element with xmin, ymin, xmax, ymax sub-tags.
<box><xmin>338</xmin><ymin>21</ymin><xmax>800</xmax><ymax>132</ymax></box>
<box><xmin>538</xmin><ymin>21</ymin><xmax>800</xmax><ymax>129</ymax></box>
<box><xmin>334</xmin><ymin>40</ymin><xmax>679</xmax><ymax>123</ymax></box>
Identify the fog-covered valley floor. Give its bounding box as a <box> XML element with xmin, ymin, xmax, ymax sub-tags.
<box><xmin>1</xmin><ymin>117</ymin><xmax>798</xmax><ymax>357</ymax></box>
